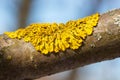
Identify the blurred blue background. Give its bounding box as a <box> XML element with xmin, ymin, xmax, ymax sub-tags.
<box><xmin>0</xmin><ymin>0</ymin><xmax>120</xmax><ymax>80</ymax></box>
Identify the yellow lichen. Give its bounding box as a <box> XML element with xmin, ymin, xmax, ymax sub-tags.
<box><xmin>4</xmin><ymin>13</ymin><xmax>99</xmax><ymax>54</ymax></box>
<box><xmin>6</xmin><ymin>55</ymin><xmax>12</xmax><ymax>60</ymax></box>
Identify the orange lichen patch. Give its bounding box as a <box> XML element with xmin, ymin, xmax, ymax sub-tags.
<box><xmin>4</xmin><ymin>13</ymin><xmax>99</xmax><ymax>54</ymax></box>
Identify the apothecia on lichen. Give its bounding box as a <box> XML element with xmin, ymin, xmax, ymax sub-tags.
<box><xmin>4</xmin><ymin>13</ymin><xmax>99</xmax><ymax>54</ymax></box>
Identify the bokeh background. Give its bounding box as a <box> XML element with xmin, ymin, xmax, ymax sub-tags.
<box><xmin>0</xmin><ymin>0</ymin><xmax>120</xmax><ymax>80</ymax></box>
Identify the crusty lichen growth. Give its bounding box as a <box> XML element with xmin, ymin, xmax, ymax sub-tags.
<box><xmin>4</xmin><ymin>13</ymin><xmax>99</xmax><ymax>54</ymax></box>
<box><xmin>114</xmin><ymin>15</ymin><xmax>120</xmax><ymax>26</ymax></box>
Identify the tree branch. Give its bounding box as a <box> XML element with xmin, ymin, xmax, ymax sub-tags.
<box><xmin>19</xmin><ymin>0</ymin><xmax>31</xmax><ymax>27</ymax></box>
<box><xmin>0</xmin><ymin>9</ymin><xmax>120</xmax><ymax>80</ymax></box>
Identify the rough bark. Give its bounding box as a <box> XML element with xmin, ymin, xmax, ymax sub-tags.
<box><xmin>0</xmin><ymin>9</ymin><xmax>120</xmax><ymax>80</ymax></box>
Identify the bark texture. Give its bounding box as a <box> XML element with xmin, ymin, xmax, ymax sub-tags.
<box><xmin>0</xmin><ymin>9</ymin><xmax>120</xmax><ymax>80</ymax></box>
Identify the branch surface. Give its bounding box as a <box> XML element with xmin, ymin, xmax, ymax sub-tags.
<box><xmin>0</xmin><ymin>9</ymin><xmax>120</xmax><ymax>80</ymax></box>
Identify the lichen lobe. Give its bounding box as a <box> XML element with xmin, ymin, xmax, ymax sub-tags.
<box><xmin>4</xmin><ymin>13</ymin><xmax>99</xmax><ymax>54</ymax></box>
